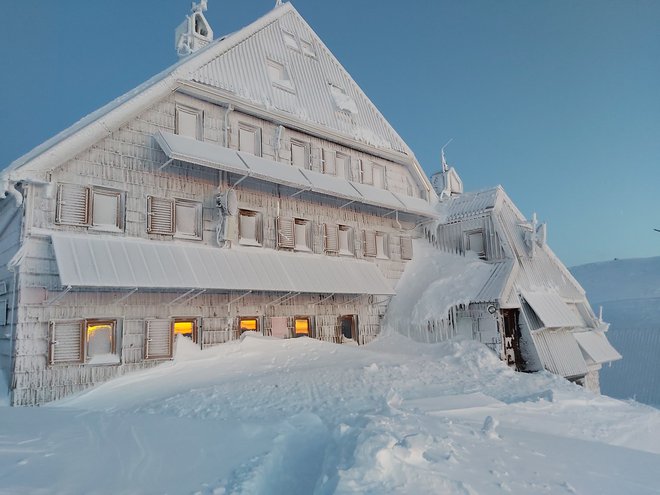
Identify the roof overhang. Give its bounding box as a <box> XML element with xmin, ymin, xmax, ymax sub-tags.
<box><xmin>154</xmin><ymin>131</ymin><xmax>438</xmax><ymax>218</ymax></box>
<box><xmin>50</xmin><ymin>233</ymin><xmax>396</xmax><ymax>295</ymax></box>
<box><xmin>574</xmin><ymin>331</ymin><xmax>622</xmax><ymax>365</ymax></box>
<box><xmin>521</xmin><ymin>291</ymin><xmax>582</xmax><ymax>328</ymax></box>
<box><xmin>531</xmin><ymin>328</ymin><xmax>589</xmax><ymax>379</ymax></box>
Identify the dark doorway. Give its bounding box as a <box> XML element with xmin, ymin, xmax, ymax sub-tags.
<box><xmin>339</xmin><ymin>315</ymin><xmax>358</xmax><ymax>343</ymax></box>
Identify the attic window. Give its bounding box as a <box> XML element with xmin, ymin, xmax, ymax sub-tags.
<box><xmin>267</xmin><ymin>59</ymin><xmax>295</xmax><ymax>92</ymax></box>
<box><xmin>466</xmin><ymin>230</ymin><xmax>486</xmax><ymax>259</ymax></box>
<box><xmin>300</xmin><ymin>39</ymin><xmax>316</xmax><ymax>58</ymax></box>
<box><xmin>329</xmin><ymin>84</ymin><xmax>358</xmax><ymax>115</ymax></box>
<box><xmin>175</xmin><ymin>105</ymin><xmax>203</xmax><ymax>140</ymax></box>
<box><xmin>282</xmin><ymin>30</ymin><xmax>299</xmax><ymax>50</ymax></box>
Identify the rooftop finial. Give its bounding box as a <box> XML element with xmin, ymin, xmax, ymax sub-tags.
<box><xmin>440</xmin><ymin>138</ymin><xmax>453</xmax><ymax>173</ymax></box>
<box><xmin>175</xmin><ymin>0</ymin><xmax>214</xmax><ymax>58</ymax></box>
<box><xmin>275</xmin><ymin>0</ymin><xmax>283</xmax><ymax>6</ymax></box>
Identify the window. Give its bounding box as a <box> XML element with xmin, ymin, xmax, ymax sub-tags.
<box><xmin>239</xmin><ymin>317</ymin><xmax>259</xmax><ymax>334</ymax></box>
<box><xmin>363</xmin><ymin>230</ymin><xmax>377</xmax><ymax>257</ymax></box>
<box><xmin>290</xmin><ymin>139</ymin><xmax>310</xmax><ymax>168</ymax></box>
<box><xmin>338</xmin><ymin>225</ymin><xmax>354</xmax><ymax>256</ymax></box>
<box><xmin>359</xmin><ymin>160</ymin><xmax>373</xmax><ymax>185</ymax></box>
<box><xmin>301</xmin><ymin>39</ymin><xmax>316</xmax><ymax>58</ymax></box>
<box><xmin>282</xmin><ymin>29</ymin><xmax>299</xmax><ymax>50</ymax></box>
<box><xmin>322</xmin><ymin>149</ymin><xmax>336</xmax><ymax>175</ymax></box>
<box><xmin>294</xmin><ymin>317</ymin><xmax>311</xmax><ymax>337</ymax></box>
<box><xmin>56</xmin><ymin>184</ymin><xmax>124</xmax><ymax>231</ymax></box>
<box><xmin>175</xmin><ymin>105</ymin><xmax>203</xmax><ymax>140</ymax></box>
<box><xmin>466</xmin><ymin>230</ymin><xmax>486</xmax><ymax>259</ymax></box>
<box><xmin>266</xmin><ymin>59</ymin><xmax>295</xmax><ymax>92</ymax></box>
<box><xmin>49</xmin><ymin>319</ymin><xmax>120</xmax><ymax>365</ymax></box>
<box><xmin>400</xmin><ymin>236</ymin><xmax>413</xmax><ymax>261</ymax></box>
<box><xmin>238</xmin><ymin>210</ymin><xmax>264</xmax><ymax>246</ymax></box>
<box><xmin>145</xmin><ymin>319</ymin><xmax>173</xmax><ymax>359</ymax></box>
<box><xmin>376</xmin><ymin>232</ymin><xmax>389</xmax><ymax>259</ymax></box>
<box><xmin>174</xmin><ymin>319</ymin><xmax>198</xmax><ymax>343</ymax></box>
<box><xmin>147</xmin><ymin>197</ymin><xmax>202</xmax><ymax>239</ymax></box>
<box><xmin>324</xmin><ymin>224</ymin><xmax>339</xmax><ymax>254</ymax></box>
<box><xmin>238</xmin><ymin>124</ymin><xmax>262</xmax><ymax>156</ymax></box>
<box><xmin>277</xmin><ymin>217</ymin><xmax>312</xmax><ymax>251</ymax></box>
<box><xmin>372</xmin><ymin>165</ymin><xmax>386</xmax><ymax>189</ymax></box>
<box><xmin>335</xmin><ymin>152</ymin><xmax>349</xmax><ymax>179</ymax></box>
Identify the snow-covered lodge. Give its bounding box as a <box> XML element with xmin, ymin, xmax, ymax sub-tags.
<box><xmin>0</xmin><ymin>2</ymin><xmax>619</xmax><ymax>404</ymax></box>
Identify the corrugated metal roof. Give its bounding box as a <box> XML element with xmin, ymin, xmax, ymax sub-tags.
<box><xmin>50</xmin><ymin>233</ymin><xmax>395</xmax><ymax>295</ymax></box>
<box><xmin>191</xmin><ymin>7</ymin><xmax>408</xmax><ymax>153</ymax></box>
<box><xmin>531</xmin><ymin>329</ymin><xmax>589</xmax><ymax>378</ymax></box>
<box><xmin>522</xmin><ymin>291</ymin><xmax>583</xmax><ymax>328</ymax></box>
<box><xmin>472</xmin><ymin>260</ymin><xmax>515</xmax><ymax>304</ymax></box>
<box><xmin>574</xmin><ymin>331</ymin><xmax>622</xmax><ymax>364</ymax></box>
<box><xmin>155</xmin><ymin>131</ymin><xmax>437</xmax><ymax>217</ymax></box>
<box><xmin>442</xmin><ymin>187</ymin><xmax>501</xmax><ymax>222</ymax></box>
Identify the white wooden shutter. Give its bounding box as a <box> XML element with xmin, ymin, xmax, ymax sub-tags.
<box><xmin>147</xmin><ymin>196</ymin><xmax>174</xmax><ymax>235</ymax></box>
<box><xmin>49</xmin><ymin>321</ymin><xmax>83</xmax><ymax>364</ymax></box>
<box><xmin>324</xmin><ymin>224</ymin><xmax>339</xmax><ymax>253</ymax></box>
<box><xmin>363</xmin><ymin>230</ymin><xmax>377</xmax><ymax>257</ymax></box>
<box><xmin>360</xmin><ymin>161</ymin><xmax>373</xmax><ymax>185</ymax></box>
<box><xmin>322</xmin><ymin>149</ymin><xmax>336</xmax><ymax>175</ymax></box>
<box><xmin>400</xmin><ymin>236</ymin><xmax>413</xmax><ymax>260</ymax></box>
<box><xmin>145</xmin><ymin>319</ymin><xmax>173</xmax><ymax>359</ymax></box>
<box><xmin>174</xmin><ymin>199</ymin><xmax>201</xmax><ymax>238</ymax></box>
<box><xmin>291</xmin><ymin>141</ymin><xmax>307</xmax><ymax>168</ymax></box>
<box><xmin>277</xmin><ymin>217</ymin><xmax>295</xmax><ymax>249</ymax></box>
<box><xmin>255</xmin><ymin>212</ymin><xmax>264</xmax><ymax>245</ymax></box>
<box><xmin>56</xmin><ymin>184</ymin><xmax>89</xmax><ymax>225</ymax></box>
<box><xmin>335</xmin><ymin>153</ymin><xmax>347</xmax><ymax>178</ymax></box>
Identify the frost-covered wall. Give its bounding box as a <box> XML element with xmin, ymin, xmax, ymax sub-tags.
<box><xmin>10</xmin><ymin>90</ymin><xmax>422</xmax><ymax>405</ymax></box>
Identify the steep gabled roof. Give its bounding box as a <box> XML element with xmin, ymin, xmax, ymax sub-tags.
<box><xmin>3</xmin><ymin>3</ymin><xmax>421</xmax><ymax>184</ymax></box>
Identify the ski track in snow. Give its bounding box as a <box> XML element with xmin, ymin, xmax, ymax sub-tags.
<box><xmin>1</xmin><ymin>334</ymin><xmax>659</xmax><ymax>494</ymax></box>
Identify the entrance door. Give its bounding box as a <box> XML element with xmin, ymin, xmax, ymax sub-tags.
<box><xmin>501</xmin><ymin>309</ymin><xmax>522</xmax><ymax>370</ymax></box>
<box><xmin>339</xmin><ymin>315</ymin><xmax>358</xmax><ymax>344</ymax></box>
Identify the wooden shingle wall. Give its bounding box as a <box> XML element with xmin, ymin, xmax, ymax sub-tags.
<box><xmin>11</xmin><ymin>90</ymin><xmax>423</xmax><ymax>405</ymax></box>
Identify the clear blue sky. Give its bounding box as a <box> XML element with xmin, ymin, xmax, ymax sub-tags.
<box><xmin>1</xmin><ymin>0</ymin><xmax>658</xmax><ymax>266</ymax></box>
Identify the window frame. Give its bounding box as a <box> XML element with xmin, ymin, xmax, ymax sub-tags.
<box><xmin>338</xmin><ymin>225</ymin><xmax>355</xmax><ymax>256</ymax></box>
<box><xmin>294</xmin><ymin>218</ymin><xmax>313</xmax><ymax>252</ymax></box>
<box><xmin>175</xmin><ymin>104</ymin><xmax>204</xmax><ymax>140</ymax></box>
<box><xmin>400</xmin><ymin>236</ymin><xmax>414</xmax><ymax>261</ymax></box>
<box><xmin>359</xmin><ymin>160</ymin><xmax>374</xmax><ymax>185</ymax></box>
<box><xmin>363</xmin><ymin>230</ymin><xmax>377</xmax><ymax>258</ymax></box>
<box><xmin>48</xmin><ymin>319</ymin><xmax>121</xmax><ymax>366</ymax></box>
<box><xmin>239</xmin><ymin>317</ymin><xmax>260</xmax><ymax>334</ymax></box>
<box><xmin>56</xmin><ymin>183</ymin><xmax>125</xmax><ymax>232</ymax></box>
<box><xmin>146</xmin><ymin>196</ymin><xmax>203</xmax><ymax>240</ymax></box>
<box><xmin>322</xmin><ymin>149</ymin><xmax>336</xmax><ymax>175</ymax></box>
<box><xmin>375</xmin><ymin>232</ymin><xmax>389</xmax><ymax>260</ymax></box>
<box><xmin>465</xmin><ymin>229</ymin><xmax>486</xmax><ymax>260</ymax></box>
<box><xmin>294</xmin><ymin>316</ymin><xmax>312</xmax><ymax>337</ymax></box>
<box><xmin>266</xmin><ymin>59</ymin><xmax>295</xmax><ymax>93</ymax></box>
<box><xmin>173</xmin><ymin>318</ymin><xmax>199</xmax><ymax>344</ymax></box>
<box><xmin>323</xmin><ymin>223</ymin><xmax>339</xmax><ymax>254</ymax></box>
<box><xmin>290</xmin><ymin>139</ymin><xmax>310</xmax><ymax>169</ymax></box>
<box><xmin>238</xmin><ymin>209</ymin><xmax>264</xmax><ymax>247</ymax></box>
<box><xmin>237</xmin><ymin>123</ymin><xmax>262</xmax><ymax>157</ymax></box>
<box><xmin>85</xmin><ymin>319</ymin><xmax>118</xmax><ymax>364</ymax></box>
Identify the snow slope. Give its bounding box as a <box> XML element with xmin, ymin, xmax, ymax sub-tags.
<box><xmin>571</xmin><ymin>256</ymin><xmax>660</xmax><ymax>407</ymax></box>
<box><xmin>1</xmin><ymin>334</ymin><xmax>660</xmax><ymax>494</ymax></box>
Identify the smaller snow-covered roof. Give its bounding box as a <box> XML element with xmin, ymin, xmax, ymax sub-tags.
<box><xmin>50</xmin><ymin>233</ymin><xmax>395</xmax><ymax>295</ymax></box>
<box><xmin>574</xmin><ymin>331</ymin><xmax>622</xmax><ymax>364</ymax></box>
<box><xmin>441</xmin><ymin>187</ymin><xmax>502</xmax><ymax>222</ymax></box>
<box><xmin>531</xmin><ymin>329</ymin><xmax>589</xmax><ymax>379</ymax></box>
<box><xmin>472</xmin><ymin>260</ymin><xmax>516</xmax><ymax>305</ymax></box>
<box><xmin>521</xmin><ymin>291</ymin><xmax>583</xmax><ymax>328</ymax></box>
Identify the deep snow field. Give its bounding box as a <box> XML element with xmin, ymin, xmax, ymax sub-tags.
<box><xmin>1</xmin><ymin>333</ymin><xmax>660</xmax><ymax>495</ymax></box>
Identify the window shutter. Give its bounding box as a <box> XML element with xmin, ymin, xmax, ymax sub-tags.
<box><xmin>145</xmin><ymin>319</ymin><xmax>173</xmax><ymax>359</ymax></box>
<box><xmin>324</xmin><ymin>224</ymin><xmax>339</xmax><ymax>253</ymax></box>
<box><xmin>56</xmin><ymin>184</ymin><xmax>89</xmax><ymax>225</ymax></box>
<box><xmin>363</xmin><ymin>230</ymin><xmax>377</xmax><ymax>257</ymax></box>
<box><xmin>147</xmin><ymin>196</ymin><xmax>174</xmax><ymax>235</ymax></box>
<box><xmin>277</xmin><ymin>217</ymin><xmax>295</xmax><ymax>249</ymax></box>
<box><xmin>49</xmin><ymin>321</ymin><xmax>84</xmax><ymax>365</ymax></box>
<box><xmin>322</xmin><ymin>149</ymin><xmax>336</xmax><ymax>175</ymax></box>
<box><xmin>401</xmin><ymin>236</ymin><xmax>413</xmax><ymax>260</ymax></box>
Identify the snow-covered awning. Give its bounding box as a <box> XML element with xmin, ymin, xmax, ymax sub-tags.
<box><xmin>50</xmin><ymin>233</ymin><xmax>395</xmax><ymax>295</ymax></box>
<box><xmin>154</xmin><ymin>131</ymin><xmax>438</xmax><ymax>218</ymax></box>
<box><xmin>521</xmin><ymin>291</ymin><xmax>582</xmax><ymax>328</ymax></box>
<box><xmin>574</xmin><ymin>331</ymin><xmax>622</xmax><ymax>364</ymax></box>
<box><xmin>531</xmin><ymin>329</ymin><xmax>588</xmax><ymax>379</ymax></box>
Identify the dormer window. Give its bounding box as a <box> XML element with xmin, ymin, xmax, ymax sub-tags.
<box><xmin>267</xmin><ymin>59</ymin><xmax>295</xmax><ymax>92</ymax></box>
<box><xmin>466</xmin><ymin>230</ymin><xmax>486</xmax><ymax>260</ymax></box>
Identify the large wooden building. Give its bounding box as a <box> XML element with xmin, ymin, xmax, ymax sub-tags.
<box><xmin>0</xmin><ymin>3</ymin><xmax>438</xmax><ymax>405</ymax></box>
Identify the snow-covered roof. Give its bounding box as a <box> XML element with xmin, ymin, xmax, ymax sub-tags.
<box><xmin>441</xmin><ymin>187</ymin><xmax>503</xmax><ymax>222</ymax></box>
<box><xmin>521</xmin><ymin>291</ymin><xmax>583</xmax><ymax>328</ymax></box>
<box><xmin>574</xmin><ymin>331</ymin><xmax>622</xmax><ymax>365</ymax></box>
<box><xmin>3</xmin><ymin>3</ymin><xmax>426</xmax><ymax>192</ymax></box>
<box><xmin>50</xmin><ymin>233</ymin><xmax>395</xmax><ymax>295</ymax></box>
<box><xmin>531</xmin><ymin>329</ymin><xmax>589</xmax><ymax>379</ymax></box>
<box><xmin>155</xmin><ymin>131</ymin><xmax>438</xmax><ymax>217</ymax></box>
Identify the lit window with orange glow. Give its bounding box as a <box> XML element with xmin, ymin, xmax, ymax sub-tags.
<box><xmin>174</xmin><ymin>320</ymin><xmax>196</xmax><ymax>342</ymax></box>
<box><xmin>295</xmin><ymin>318</ymin><xmax>310</xmax><ymax>336</ymax></box>
<box><xmin>85</xmin><ymin>320</ymin><xmax>118</xmax><ymax>363</ymax></box>
<box><xmin>240</xmin><ymin>318</ymin><xmax>259</xmax><ymax>333</ymax></box>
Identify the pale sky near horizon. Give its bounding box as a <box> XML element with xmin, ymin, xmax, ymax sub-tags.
<box><xmin>0</xmin><ymin>0</ymin><xmax>658</xmax><ymax>266</ymax></box>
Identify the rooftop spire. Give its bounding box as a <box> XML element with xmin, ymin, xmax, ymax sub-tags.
<box><xmin>175</xmin><ymin>1</ymin><xmax>214</xmax><ymax>58</ymax></box>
